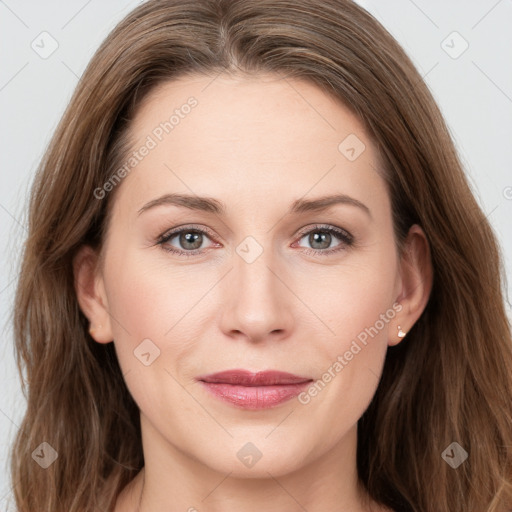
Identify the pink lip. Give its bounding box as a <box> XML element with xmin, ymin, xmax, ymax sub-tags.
<box><xmin>197</xmin><ymin>370</ymin><xmax>313</xmax><ymax>410</ymax></box>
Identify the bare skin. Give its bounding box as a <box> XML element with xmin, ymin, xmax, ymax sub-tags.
<box><xmin>74</xmin><ymin>73</ymin><xmax>432</xmax><ymax>512</ymax></box>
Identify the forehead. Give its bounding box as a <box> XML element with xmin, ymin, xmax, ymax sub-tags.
<box><xmin>131</xmin><ymin>72</ymin><xmax>369</xmax><ymax>153</ymax></box>
<box><xmin>113</xmin><ymin>73</ymin><xmax>387</xmax><ymax>219</ymax></box>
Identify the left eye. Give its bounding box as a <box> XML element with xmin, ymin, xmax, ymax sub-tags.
<box><xmin>158</xmin><ymin>228</ymin><xmax>213</xmax><ymax>254</ymax></box>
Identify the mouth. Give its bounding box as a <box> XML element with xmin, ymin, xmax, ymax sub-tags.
<box><xmin>196</xmin><ymin>369</ymin><xmax>313</xmax><ymax>410</ymax></box>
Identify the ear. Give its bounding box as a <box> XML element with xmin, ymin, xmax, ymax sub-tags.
<box><xmin>73</xmin><ymin>245</ymin><xmax>114</xmax><ymax>344</ymax></box>
<box><xmin>389</xmin><ymin>224</ymin><xmax>433</xmax><ymax>346</ymax></box>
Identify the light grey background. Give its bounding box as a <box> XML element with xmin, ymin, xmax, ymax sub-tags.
<box><xmin>1</xmin><ymin>0</ymin><xmax>511</xmax><ymax>509</ymax></box>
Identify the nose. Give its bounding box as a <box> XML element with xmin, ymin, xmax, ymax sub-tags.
<box><xmin>218</xmin><ymin>242</ymin><xmax>295</xmax><ymax>345</ymax></box>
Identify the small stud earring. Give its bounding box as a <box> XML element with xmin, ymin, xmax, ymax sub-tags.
<box><xmin>89</xmin><ymin>324</ymin><xmax>101</xmax><ymax>336</ymax></box>
<box><xmin>397</xmin><ymin>325</ymin><xmax>406</xmax><ymax>338</ymax></box>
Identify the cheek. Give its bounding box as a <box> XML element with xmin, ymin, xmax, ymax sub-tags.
<box><xmin>314</xmin><ymin>274</ymin><xmax>394</xmax><ymax>401</ymax></box>
<box><xmin>102</xmin><ymin>251</ymin><xmax>205</xmax><ymax>421</ymax></box>
<box><xmin>295</xmin><ymin>290</ymin><xmax>394</xmax><ymax>458</ymax></box>
<box><xmin>102</xmin><ymin>248</ymin><xmax>188</xmax><ymax>370</ymax></box>
<box><xmin>297</xmin><ymin>243</ymin><xmax>398</xmax><ymax>428</ymax></box>
<box><xmin>107</xmin><ymin>268</ymin><xmax>167</xmax><ymax>342</ymax></box>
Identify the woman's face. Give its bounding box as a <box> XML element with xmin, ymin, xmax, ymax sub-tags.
<box><xmin>81</xmin><ymin>73</ymin><xmax>425</xmax><ymax>479</ymax></box>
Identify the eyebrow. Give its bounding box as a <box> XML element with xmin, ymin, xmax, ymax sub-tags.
<box><xmin>137</xmin><ymin>193</ymin><xmax>371</xmax><ymax>218</ymax></box>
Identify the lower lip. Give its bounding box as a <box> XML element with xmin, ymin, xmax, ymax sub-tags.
<box><xmin>199</xmin><ymin>381</ymin><xmax>311</xmax><ymax>409</ymax></box>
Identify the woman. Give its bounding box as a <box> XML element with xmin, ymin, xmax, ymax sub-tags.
<box><xmin>10</xmin><ymin>0</ymin><xmax>512</xmax><ymax>511</ymax></box>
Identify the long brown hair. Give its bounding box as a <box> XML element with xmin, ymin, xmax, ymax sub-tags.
<box><xmin>10</xmin><ymin>1</ymin><xmax>512</xmax><ymax>511</ymax></box>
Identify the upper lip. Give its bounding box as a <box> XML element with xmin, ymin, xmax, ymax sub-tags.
<box><xmin>197</xmin><ymin>369</ymin><xmax>313</xmax><ymax>386</ymax></box>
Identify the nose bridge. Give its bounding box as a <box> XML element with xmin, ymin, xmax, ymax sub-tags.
<box><xmin>234</xmin><ymin>234</ymin><xmax>280</xmax><ymax>308</ymax></box>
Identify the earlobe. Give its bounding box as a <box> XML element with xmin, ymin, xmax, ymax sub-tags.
<box><xmin>73</xmin><ymin>245</ymin><xmax>114</xmax><ymax>344</ymax></box>
<box><xmin>389</xmin><ymin>224</ymin><xmax>433</xmax><ymax>346</ymax></box>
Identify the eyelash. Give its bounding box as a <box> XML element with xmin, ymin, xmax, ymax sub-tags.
<box><xmin>156</xmin><ymin>223</ymin><xmax>354</xmax><ymax>258</ymax></box>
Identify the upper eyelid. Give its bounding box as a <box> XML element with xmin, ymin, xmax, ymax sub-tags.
<box><xmin>296</xmin><ymin>224</ymin><xmax>352</xmax><ymax>239</ymax></box>
<box><xmin>159</xmin><ymin>223</ymin><xmax>216</xmax><ymax>240</ymax></box>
